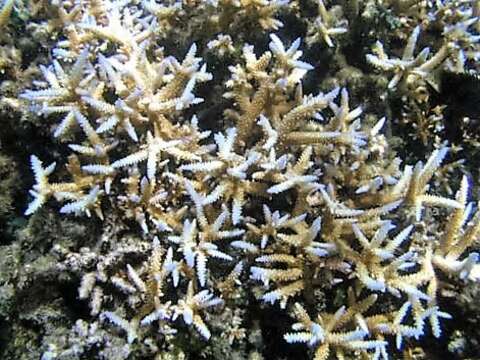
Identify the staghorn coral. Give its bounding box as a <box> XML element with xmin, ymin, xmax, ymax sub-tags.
<box><xmin>1</xmin><ymin>0</ymin><xmax>479</xmax><ymax>359</ymax></box>
<box><xmin>305</xmin><ymin>0</ymin><xmax>348</xmax><ymax>48</ymax></box>
<box><xmin>284</xmin><ymin>296</ymin><xmax>388</xmax><ymax>360</ymax></box>
<box><xmin>142</xmin><ymin>0</ymin><xmax>292</xmax><ymax>45</ymax></box>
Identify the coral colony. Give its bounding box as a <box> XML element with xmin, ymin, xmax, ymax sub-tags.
<box><xmin>3</xmin><ymin>0</ymin><xmax>478</xmax><ymax>358</ymax></box>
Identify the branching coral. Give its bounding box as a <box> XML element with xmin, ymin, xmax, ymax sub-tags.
<box><xmin>305</xmin><ymin>0</ymin><xmax>348</xmax><ymax>48</ymax></box>
<box><xmin>143</xmin><ymin>0</ymin><xmax>291</xmax><ymax>42</ymax></box>
<box><xmin>284</xmin><ymin>298</ymin><xmax>388</xmax><ymax>360</ymax></box>
<box><xmin>15</xmin><ymin>0</ymin><xmax>480</xmax><ymax>359</ymax></box>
